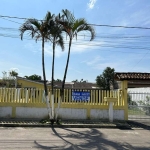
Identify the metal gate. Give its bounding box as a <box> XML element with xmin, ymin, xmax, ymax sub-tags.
<box><xmin>128</xmin><ymin>91</ymin><xmax>150</xmax><ymax>120</ymax></box>
<box><xmin>128</xmin><ymin>105</ymin><xmax>150</xmax><ymax>120</ymax></box>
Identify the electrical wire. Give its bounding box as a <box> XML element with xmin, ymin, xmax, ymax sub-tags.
<box><xmin>0</xmin><ymin>15</ymin><xmax>150</xmax><ymax>29</ymax></box>
<box><xmin>131</xmin><ymin>51</ymin><xmax>150</xmax><ymax>70</ymax></box>
<box><xmin>1</xmin><ymin>33</ymin><xmax>150</xmax><ymax>53</ymax></box>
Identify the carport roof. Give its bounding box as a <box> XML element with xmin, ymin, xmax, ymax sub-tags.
<box><xmin>114</xmin><ymin>72</ymin><xmax>150</xmax><ymax>81</ymax></box>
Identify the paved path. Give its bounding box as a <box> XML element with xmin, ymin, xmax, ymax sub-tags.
<box><xmin>0</xmin><ymin>127</ymin><xmax>149</xmax><ymax>150</ymax></box>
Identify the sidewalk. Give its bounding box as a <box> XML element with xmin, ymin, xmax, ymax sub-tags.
<box><xmin>1</xmin><ymin>118</ymin><xmax>148</xmax><ymax>129</ymax></box>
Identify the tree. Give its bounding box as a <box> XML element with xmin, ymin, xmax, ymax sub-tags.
<box><xmin>49</xmin><ymin>17</ymin><xmax>64</xmax><ymax>121</ymax></box>
<box><xmin>20</xmin><ymin>11</ymin><xmax>55</xmax><ymax>120</ymax></box>
<box><xmin>24</xmin><ymin>74</ymin><xmax>42</xmax><ymax>80</ymax></box>
<box><xmin>2</xmin><ymin>70</ymin><xmax>18</xmax><ymax>87</ymax></box>
<box><xmin>55</xmin><ymin>9</ymin><xmax>95</xmax><ymax>120</ymax></box>
<box><xmin>9</xmin><ymin>70</ymin><xmax>18</xmax><ymax>79</ymax></box>
<box><xmin>55</xmin><ymin>79</ymin><xmax>62</xmax><ymax>82</ymax></box>
<box><xmin>72</xmin><ymin>79</ymin><xmax>87</xmax><ymax>83</ymax></box>
<box><xmin>96</xmin><ymin>67</ymin><xmax>115</xmax><ymax>90</ymax></box>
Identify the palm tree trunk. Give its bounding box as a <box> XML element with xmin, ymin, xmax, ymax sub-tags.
<box><xmin>51</xmin><ymin>37</ymin><xmax>56</xmax><ymax>120</ymax></box>
<box><xmin>42</xmin><ymin>37</ymin><xmax>51</xmax><ymax>119</ymax></box>
<box><xmin>56</xmin><ymin>38</ymin><xmax>72</xmax><ymax>120</ymax></box>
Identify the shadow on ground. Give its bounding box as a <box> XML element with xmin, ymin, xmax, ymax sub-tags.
<box><xmin>34</xmin><ymin>126</ymin><xmax>149</xmax><ymax>150</ymax></box>
<box><xmin>127</xmin><ymin>120</ymin><xmax>150</xmax><ymax>130</ymax></box>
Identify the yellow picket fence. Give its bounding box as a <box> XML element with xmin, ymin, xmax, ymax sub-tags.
<box><xmin>0</xmin><ymin>88</ymin><xmax>124</xmax><ymax>106</ymax></box>
<box><xmin>0</xmin><ymin>87</ymin><xmax>128</xmax><ymax>120</ymax></box>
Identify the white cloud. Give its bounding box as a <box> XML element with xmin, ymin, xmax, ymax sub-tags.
<box><xmin>87</xmin><ymin>0</ymin><xmax>97</xmax><ymax>9</ymax></box>
<box><xmin>23</xmin><ymin>39</ymin><xmax>106</xmax><ymax>57</ymax></box>
<box><xmin>125</xmin><ymin>0</ymin><xmax>137</xmax><ymax>7</ymax></box>
<box><xmin>71</xmin><ymin>40</ymin><xmax>105</xmax><ymax>53</ymax></box>
<box><xmin>82</xmin><ymin>56</ymin><xmax>102</xmax><ymax>66</ymax></box>
<box><xmin>44</xmin><ymin>44</ymin><xmax>65</xmax><ymax>58</ymax></box>
<box><xmin>69</xmin><ymin>67</ymin><xmax>83</xmax><ymax>74</ymax></box>
<box><xmin>93</xmin><ymin>62</ymin><xmax>120</xmax><ymax>70</ymax></box>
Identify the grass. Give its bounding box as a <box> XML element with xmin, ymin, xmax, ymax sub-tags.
<box><xmin>39</xmin><ymin>118</ymin><xmax>62</xmax><ymax>125</ymax></box>
<box><xmin>128</xmin><ymin>107</ymin><xmax>146</xmax><ymax>115</ymax></box>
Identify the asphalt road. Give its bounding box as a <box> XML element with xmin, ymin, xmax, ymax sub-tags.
<box><xmin>0</xmin><ymin>127</ymin><xmax>149</xmax><ymax>150</ymax></box>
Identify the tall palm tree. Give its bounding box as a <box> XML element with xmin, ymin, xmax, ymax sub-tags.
<box><xmin>19</xmin><ymin>12</ymin><xmax>55</xmax><ymax>120</ymax></box>
<box><xmin>49</xmin><ymin>22</ymin><xmax>64</xmax><ymax>120</ymax></box>
<box><xmin>55</xmin><ymin>9</ymin><xmax>95</xmax><ymax>120</ymax></box>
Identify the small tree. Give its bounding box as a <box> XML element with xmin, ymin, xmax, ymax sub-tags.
<box><xmin>96</xmin><ymin>67</ymin><xmax>115</xmax><ymax>90</ymax></box>
<box><xmin>24</xmin><ymin>74</ymin><xmax>42</xmax><ymax>80</ymax></box>
<box><xmin>2</xmin><ymin>70</ymin><xmax>18</xmax><ymax>87</ymax></box>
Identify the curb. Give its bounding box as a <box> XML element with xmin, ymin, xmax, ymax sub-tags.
<box><xmin>0</xmin><ymin>123</ymin><xmax>131</xmax><ymax>129</ymax></box>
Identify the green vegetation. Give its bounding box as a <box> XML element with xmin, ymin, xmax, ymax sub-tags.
<box><xmin>24</xmin><ymin>74</ymin><xmax>42</xmax><ymax>80</ymax></box>
<box><xmin>96</xmin><ymin>67</ymin><xmax>115</xmax><ymax>90</ymax></box>
<box><xmin>128</xmin><ymin>107</ymin><xmax>145</xmax><ymax>115</ymax></box>
<box><xmin>19</xmin><ymin>9</ymin><xmax>95</xmax><ymax>123</ymax></box>
<box><xmin>1</xmin><ymin>70</ymin><xmax>18</xmax><ymax>87</ymax></box>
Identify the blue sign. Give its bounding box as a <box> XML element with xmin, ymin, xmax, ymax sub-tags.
<box><xmin>72</xmin><ymin>91</ymin><xmax>90</xmax><ymax>101</ymax></box>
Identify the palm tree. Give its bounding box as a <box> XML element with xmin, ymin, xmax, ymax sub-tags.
<box><xmin>55</xmin><ymin>9</ymin><xmax>95</xmax><ymax>120</ymax></box>
<box><xmin>19</xmin><ymin>12</ymin><xmax>55</xmax><ymax>120</ymax></box>
<box><xmin>49</xmin><ymin>21</ymin><xmax>64</xmax><ymax>120</ymax></box>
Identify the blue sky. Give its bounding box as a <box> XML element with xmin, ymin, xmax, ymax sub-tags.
<box><xmin>0</xmin><ymin>0</ymin><xmax>150</xmax><ymax>82</ymax></box>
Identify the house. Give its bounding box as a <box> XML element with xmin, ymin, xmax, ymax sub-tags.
<box><xmin>47</xmin><ymin>81</ymin><xmax>99</xmax><ymax>89</ymax></box>
<box><xmin>114</xmin><ymin>72</ymin><xmax>150</xmax><ymax>88</ymax></box>
<box><xmin>16</xmin><ymin>76</ymin><xmax>49</xmax><ymax>89</ymax></box>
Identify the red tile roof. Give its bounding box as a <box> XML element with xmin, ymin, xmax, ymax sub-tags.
<box><xmin>114</xmin><ymin>72</ymin><xmax>150</xmax><ymax>80</ymax></box>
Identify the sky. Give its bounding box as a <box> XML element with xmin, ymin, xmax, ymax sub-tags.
<box><xmin>0</xmin><ymin>0</ymin><xmax>150</xmax><ymax>82</ymax></box>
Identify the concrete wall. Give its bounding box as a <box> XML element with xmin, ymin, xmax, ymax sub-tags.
<box><xmin>0</xmin><ymin>106</ymin><xmax>125</xmax><ymax>120</ymax></box>
<box><xmin>90</xmin><ymin>109</ymin><xmax>124</xmax><ymax>120</ymax></box>
<box><xmin>0</xmin><ymin>107</ymin><xmax>12</xmax><ymax>118</ymax></box>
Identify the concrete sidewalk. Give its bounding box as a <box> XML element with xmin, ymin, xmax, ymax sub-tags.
<box><xmin>0</xmin><ymin>118</ymin><xmax>149</xmax><ymax>129</ymax></box>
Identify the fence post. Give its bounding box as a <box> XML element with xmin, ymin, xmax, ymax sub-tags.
<box><xmin>25</xmin><ymin>89</ymin><xmax>28</xmax><ymax>103</ymax></box>
<box><xmin>121</xmin><ymin>80</ymin><xmax>128</xmax><ymax>120</ymax></box>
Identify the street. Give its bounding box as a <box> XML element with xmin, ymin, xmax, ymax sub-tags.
<box><xmin>0</xmin><ymin>127</ymin><xmax>149</xmax><ymax>150</ymax></box>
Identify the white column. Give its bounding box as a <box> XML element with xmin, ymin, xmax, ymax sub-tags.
<box><xmin>109</xmin><ymin>102</ymin><xmax>113</xmax><ymax>122</ymax></box>
<box><xmin>51</xmin><ymin>94</ymin><xmax>54</xmax><ymax>119</ymax></box>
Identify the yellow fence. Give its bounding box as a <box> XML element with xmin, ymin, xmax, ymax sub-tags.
<box><xmin>0</xmin><ymin>88</ymin><xmax>128</xmax><ymax>120</ymax></box>
<box><xmin>0</xmin><ymin>88</ymin><xmax>124</xmax><ymax>106</ymax></box>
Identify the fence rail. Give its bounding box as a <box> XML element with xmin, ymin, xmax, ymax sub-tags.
<box><xmin>0</xmin><ymin>88</ymin><xmax>124</xmax><ymax>106</ymax></box>
<box><xmin>128</xmin><ymin>91</ymin><xmax>150</xmax><ymax>106</ymax></box>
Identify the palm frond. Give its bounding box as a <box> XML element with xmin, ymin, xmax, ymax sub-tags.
<box><xmin>72</xmin><ymin>19</ymin><xmax>95</xmax><ymax>41</ymax></box>
<box><xmin>56</xmin><ymin>9</ymin><xmax>75</xmax><ymax>32</ymax></box>
<box><xmin>62</xmin><ymin>9</ymin><xmax>75</xmax><ymax>24</ymax></box>
<box><xmin>19</xmin><ymin>18</ymin><xmax>41</xmax><ymax>40</ymax></box>
<box><xmin>27</xmin><ymin>19</ymin><xmax>41</xmax><ymax>30</ymax></box>
<box><xmin>56</xmin><ymin>34</ymin><xmax>65</xmax><ymax>51</ymax></box>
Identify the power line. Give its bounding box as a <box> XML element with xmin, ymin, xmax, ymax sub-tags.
<box><xmin>1</xmin><ymin>33</ymin><xmax>150</xmax><ymax>52</ymax></box>
<box><xmin>1</xmin><ymin>30</ymin><xmax>150</xmax><ymax>47</ymax></box>
<box><xmin>131</xmin><ymin>51</ymin><xmax>150</xmax><ymax>70</ymax></box>
<box><xmin>1</xmin><ymin>25</ymin><xmax>150</xmax><ymax>37</ymax></box>
<box><xmin>1</xmin><ymin>27</ymin><xmax>150</xmax><ymax>41</ymax></box>
<box><xmin>0</xmin><ymin>15</ymin><xmax>150</xmax><ymax>29</ymax></box>
<box><xmin>0</xmin><ymin>15</ymin><xmax>29</xmax><ymax>20</ymax></box>
<box><xmin>1</xmin><ymin>17</ymin><xmax>22</xmax><ymax>24</ymax></box>
<box><xmin>88</xmin><ymin>24</ymin><xmax>150</xmax><ymax>30</ymax></box>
